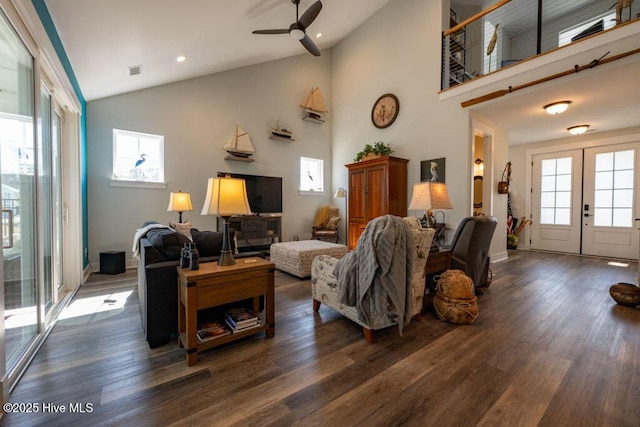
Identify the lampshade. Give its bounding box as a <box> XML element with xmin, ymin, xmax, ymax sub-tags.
<box><xmin>567</xmin><ymin>124</ymin><xmax>590</xmax><ymax>135</ymax></box>
<box><xmin>408</xmin><ymin>182</ymin><xmax>453</xmax><ymax>211</ymax></box>
<box><xmin>543</xmin><ymin>101</ymin><xmax>572</xmax><ymax>115</ymax></box>
<box><xmin>167</xmin><ymin>190</ymin><xmax>193</xmax><ymax>213</ymax></box>
<box><xmin>334</xmin><ymin>187</ymin><xmax>347</xmax><ymax>198</ymax></box>
<box><xmin>201</xmin><ymin>176</ymin><xmax>252</xmax><ymax>217</ymax></box>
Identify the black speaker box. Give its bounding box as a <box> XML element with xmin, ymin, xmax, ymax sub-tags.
<box><xmin>100</xmin><ymin>251</ymin><xmax>125</xmax><ymax>275</ymax></box>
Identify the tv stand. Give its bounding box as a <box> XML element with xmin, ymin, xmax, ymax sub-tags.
<box><xmin>222</xmin><ymin>215</ymin><xmax>282</xmax><ymax>253</ymax></box>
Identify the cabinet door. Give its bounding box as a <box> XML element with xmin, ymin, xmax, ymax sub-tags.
<box><xmin>349</xmin><ymin>168</ymin><xmax>366</xmax><ymax>221</ymax></box>
<box><xmin>366</xmin><ymin>165</ymin><xmax>387</xmax><ymax>220</ymax></box>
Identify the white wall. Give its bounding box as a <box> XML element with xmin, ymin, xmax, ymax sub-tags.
<box><xmin>331</xmin><ymin>0</ymin><xmax>508</xmax><ymax>258</ymax></box>
<box><xmin>87</xmin><ymin>53</ymin><xmax>332</xmax><ymax>268</ymax></box>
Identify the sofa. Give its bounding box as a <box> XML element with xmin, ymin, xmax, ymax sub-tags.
<box><xmin>311</xmin><ymin>216</ymin><xmax>434</xmax><ymax>343</ymax></box>
<box><xmin>136</xmin><ymin>221</ymin><xmax>263</xmax><ymax>348</ymax></box>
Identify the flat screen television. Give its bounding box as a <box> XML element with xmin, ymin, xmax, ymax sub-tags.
<box><xmin>217</xmin><ymin>172</ymin><xmax>283</xmax><ymax>215</ymax></box>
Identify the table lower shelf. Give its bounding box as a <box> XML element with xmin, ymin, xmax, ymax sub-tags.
<box><xmin>179</xmin><ymin>322</ymin><xmax>272</xmax><ymax>354</ymax></box>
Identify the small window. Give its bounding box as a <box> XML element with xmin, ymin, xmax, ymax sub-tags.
<box><xmin>300</xmin><ymin>157</ymin><xmax>323</xmax><ymax>192</ymax></box>
<box><xmin>558</xmin><ymin>12</ymin><xmax>615</xmax><ymax>47</ymax></box>
<box><xmin>112</xmin><ymin>129</ymin><xmax>164</xmax><ymax>184</ymax></box>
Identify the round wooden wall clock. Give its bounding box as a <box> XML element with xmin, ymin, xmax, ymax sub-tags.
<box><xmin>371</xmin><ymin>93</ymin><xmax>399</xmax><ymax>129</ymax></box>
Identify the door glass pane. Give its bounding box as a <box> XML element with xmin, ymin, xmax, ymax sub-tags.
<box><xmin>615</xmin><ymin>170</ymin><xmax>633</xmax><ymax>188</ymax></box>
<box><xmin>594</xmin><ymin>208</ymin><xmax>612</xmax><ymax>226</ymax></box>
<box><xmin>541</xmin><ymin>176</ymin><xmax>556</xmax><ymax>191</ymax></box>
<box><xmin>541</xmin><ymin>159</ymin><xmax>556</xmax><ymax>175</ymax></box>
<box><xmin>556</xmin><ymin>157</ymin><xmax>572</xmax><ymax>174</ymax></box>
<box><xmin>53</xmin><ymin>112</ymin><xmax>62</xmax><ymax>291</ymax></box>
<box><xmin>539</xmin><ymin>157</ymin><xmax>572</xmax><ymax>225</ymax></box>
<box><xmin>595</xmin><ymin>171</ymin><xmax>613</xmax><ymax>189</ymax></box>
<box><xmin>40</xmin><ymin>86</ymin><xmax>53</xmax><ymax>312</ymax></box>
<box><xmin>595</xmin><ymin>190</ymin><xmax>613</xmax><ymax>208</ymax></box>
<box><xmin>0</xmin><ymin>10</ymin><xmax>38</xmax><ymax>372</ymax></box>
<box><xmin>613</xmin><ymin>209</ymin><xmax>632</xmax><ymax>227</ymax></box>
<box><xmin>615</xmin><ymin>150</ymin><xmax>634</xmax><ymax>169</ymax></box>
<box><xmin>593</xmin><ymin>150</ymin><xmax>635</xmax><ymax>227</ymax></box>
<box><xmin>556</xmin><ymin>191</ymin><xmax>571</xmax><ymax>208</ymax></box>
<box><xmin>595</xmin><ymin>152</ymin><xmax>613</xmax><ymax>171</ymax></box>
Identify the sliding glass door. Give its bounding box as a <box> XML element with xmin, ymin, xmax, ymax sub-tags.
<box><xmin>0</xmin><ymin>8</ymin><xmax>38</xmax><ymax>373</ymax></box>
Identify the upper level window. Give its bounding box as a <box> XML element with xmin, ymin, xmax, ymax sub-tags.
<box><xmin>300</xmin><ymin>156</ymin><xmax>323</xmax><ymax>193</ymax></box>
<box><xmin>112</xmin><ymin>129</ymin><xmax>164</xmax><ymax>185</ymax></box>
<box><xmin>558</xmin><ymin>11</ymin><xmax>616</xmax><ymax>47</ymax></box>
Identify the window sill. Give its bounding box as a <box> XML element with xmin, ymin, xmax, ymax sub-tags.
<box><xmin>110</xmin><ymin>179</ymin><xmax>167</xmax><ymax>190</ymax></box>
<box><xmin>299</xmin><ymin>190</ymin><xmax>325</xmax><ymax>196</ymax></box>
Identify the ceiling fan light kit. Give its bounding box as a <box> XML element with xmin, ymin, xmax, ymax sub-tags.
<box><xmin>253</xmin><ymin>0</ymin><xmax>323</xmax><ymax>56</ymax></box>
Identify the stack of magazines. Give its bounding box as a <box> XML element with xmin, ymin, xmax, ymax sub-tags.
<box><xmin>196</xmin><ymin>320</ymin><xmax>231</xmax><ymax>342</ymax></box>
<box><xmin>224</xmin><ymin>308</ymin><xmax>261</xmax><ymax>332</ymax></box>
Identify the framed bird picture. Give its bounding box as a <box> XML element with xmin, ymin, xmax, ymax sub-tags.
<box><xmin>421</xmin><ymin>158</ymin><xmax>446</xmax><ymax>183</ymax></box>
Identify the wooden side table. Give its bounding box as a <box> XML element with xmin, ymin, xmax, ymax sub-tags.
<box><xmin>423</xmin><ymin>249</ymin><xmax>451</xmax><ymax>313</ymax></box>
<box><xmin>177</xmin><ymin>257</ymin><xmax>275</xmax><ymax>366</ymax></box>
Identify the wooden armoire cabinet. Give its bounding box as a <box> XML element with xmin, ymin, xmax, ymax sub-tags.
<box><xmin>346</xmin><ymin>156</ymin><xmax>408</xmax><ymax>249</ymax></box>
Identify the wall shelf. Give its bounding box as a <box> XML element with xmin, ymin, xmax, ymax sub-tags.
<box><xmin>224</xmin><ymin>155</ymin><xmax>254</xmax><ymax>162</ymax></box>
<box><xmin>269</xmin><ymin>135</ymin><xmax>294</xmax><ymax>142</ymax></box>
<box><xmin>302</xmin><ymin>116</ymin><xmax>325</xmax><ymax>124</ymax></box>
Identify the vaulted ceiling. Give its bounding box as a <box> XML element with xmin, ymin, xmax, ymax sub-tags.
<box><xmin>43</xmin><ymin>0</ymin><xmax>640</xmax><ymax>146</ymax></box>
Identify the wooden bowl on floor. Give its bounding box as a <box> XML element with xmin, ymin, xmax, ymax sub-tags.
<box><xmin>609</xmin><ymin>283</ymin><xmax>640</xmax><ymax>307</ymax></box>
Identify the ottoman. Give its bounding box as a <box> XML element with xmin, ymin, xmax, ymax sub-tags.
<box><xmin>270</xmin><ymin>240</ymin><xmax>348</xmax><ymax>278</ymax></box>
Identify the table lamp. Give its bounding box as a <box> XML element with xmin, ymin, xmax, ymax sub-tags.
<box><xmin>408</xmin><ymin>182</ymin><xmax>453</xmax><ymax>250</ymax></box>
<box><xmin>167</xmin><ymin>190</ymin><xmax>193</xmax><ymax>223</ymax></box>
<box><xmin>201</xmin><ymin>175</ymin><xmax>252</xmax><ymax>266</ymax></box>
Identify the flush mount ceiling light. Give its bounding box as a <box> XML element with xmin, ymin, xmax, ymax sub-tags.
<box><xmin>567</xmin><ymin>124</ymin><xmax>590</xmax><ymax>135</ymax></box>
<box><xmin>543</xmin><ymin>100</ymin><xmax>572</xmax><ymax>115</ymax></box>
<box><xmin>176</xmin><ymin>55</ymin><xmax>186</xmax><ymax>63</ymax></box>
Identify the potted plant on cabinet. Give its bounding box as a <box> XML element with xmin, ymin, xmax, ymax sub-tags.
<box><xmin>354</xmin><ymin>141</ymin><xmax>394</xmax><ymax>162</ymax></box>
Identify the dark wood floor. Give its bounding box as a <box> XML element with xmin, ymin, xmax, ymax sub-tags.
<box><xmin>2</xmin><ymin>250</ymin><xmax>640</xmax><ymax>426</ymax></box>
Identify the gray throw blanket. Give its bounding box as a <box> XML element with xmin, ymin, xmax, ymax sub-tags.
<box><xmin>335</xmin><ymin>215</ymin><xmax>414</xmax><ymax>335</ymax></box>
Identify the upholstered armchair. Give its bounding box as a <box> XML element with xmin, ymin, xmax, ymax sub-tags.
<box><xmin>446</xmin><ymin>216</ymin><xmax>497</xmax><ymax>290</ymax></box>
<box><xmin>312</xmin><ymin>204</ymin><xmax>340</xmax><ymax>243</ymax></box>
<box><xmin>311</xmin><ymin>216</ymin><xmax>435</xmax><ymax>343</ymax></box>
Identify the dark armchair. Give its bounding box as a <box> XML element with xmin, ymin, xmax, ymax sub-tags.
<box><xmin>447</xmin><ymin>216</ymin><xmax>497</xmax><ymax>290</ymax></box>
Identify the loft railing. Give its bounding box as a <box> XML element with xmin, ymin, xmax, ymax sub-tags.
<box><xmin>442</xmin><ymin>0</ymin><xmax>640</xmax><ymax>90</ymax></box>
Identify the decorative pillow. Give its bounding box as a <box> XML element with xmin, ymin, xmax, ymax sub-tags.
<box><xmin>170</xmin><ymin>221</ymin><xmax>193</xmax><ymax>239</ymax></box>
<box><xmin>146</xmin><ymin>228</ymin><xmax>190</xmax><ymax>260</ymax></box>
<box><xmin>325</xmin><ymin>216</ymin><xmax>341</xmax><ymax>230</ymax></box>
<box><xmin>191</xmin><ymin>229</ymin><xmax>236</xmax><ymax>257</ymax></box>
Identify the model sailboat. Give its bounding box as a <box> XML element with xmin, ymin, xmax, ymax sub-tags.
<box><xmin>222</xmin><ymin>124</ymin><xmax>255</xmax><ymax>160</ymax></box>
<box><xmin>271</xmin><ymin>120</ymin><xmax>293</xmax><ymax>139</ymax></box>
<box><xmin>300</xmin><ymin>87</ymin><xmax>328</xmax><ymax>121</ymax></box>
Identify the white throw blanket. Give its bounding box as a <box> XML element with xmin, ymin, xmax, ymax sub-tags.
<box><xmin>335</xmin><ymin>215</ymin><xmax>413</xmax><ymax>334</ymax></box>
<box><xmin>132</xmin><ymin>223</ymin><xmax>173</xmax><ymax>259</ymax></box>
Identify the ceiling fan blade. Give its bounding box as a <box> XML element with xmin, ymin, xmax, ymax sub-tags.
<box><xmin>298</xmin><ymin>1</ymin><xmax>322</xmax><ymax>29</ymax></box>
<box><xmin>300</xmin><ymin>34</ymin><xmax>321</xmax><ymax>56</ymax></box>
<box><xmin>252</xmin><ymin>29</ymin><xmax>289</xmax><ymax>35</ymax></box>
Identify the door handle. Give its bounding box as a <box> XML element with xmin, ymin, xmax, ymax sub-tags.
<box><xmin>584</xmin><ymin>213</ymin><xmax>591</xmax><ymax>217</ymax></box>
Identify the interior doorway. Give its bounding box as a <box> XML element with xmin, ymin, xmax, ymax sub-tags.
<box><xmin>471</xmin><ymin>125</ymin><xmax>493</xmax><ymax>218</ymax></box>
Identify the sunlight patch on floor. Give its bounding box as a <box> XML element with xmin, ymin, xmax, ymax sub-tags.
<box><xmin>58</xmin><ymin>290</ymin><xmax>133</xmax><ymax>321</ymax></box>
<box><xmin>607</xmin><ymin>261</ymin><xmax>629</xmax><ymax>268</ymax></box>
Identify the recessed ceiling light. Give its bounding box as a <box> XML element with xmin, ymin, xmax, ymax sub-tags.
<box><xmin>543</xmin><ymin>101</ymin><xmax>572</xmax><ymax>115</ymax></box>
<box><xmin>567</xmin><ymin>124</ymin><xmax>590</xmax><ymax>135</ymax></box>
<box><xmin>315</xmin><ymin>32</ymin><xmax>323</xmax><ymax>38</ymax></box>
<box><xmin>176</xmin><ymin>55</ymin><xmax>187</xmax><ymax>63</ymax></box>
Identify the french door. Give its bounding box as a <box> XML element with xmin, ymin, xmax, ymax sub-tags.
<box><xmin>531</xmin><ymin>143</ymin><xmax>640</xmax><ymax>259</ymax></box>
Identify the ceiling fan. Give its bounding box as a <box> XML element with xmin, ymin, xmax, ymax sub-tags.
<box><xmin>252</xmin><ymin>0</ymin><xmax>323</xmax><ymax>56</ymax></box>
